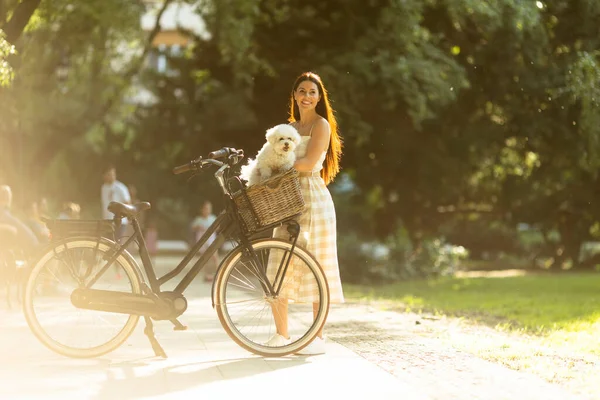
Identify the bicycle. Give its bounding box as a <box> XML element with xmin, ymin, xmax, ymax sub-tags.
<box><xmin>23</xmin><ymin>148</ymin><xmax>330</xmax><ymax>358</ymax></box>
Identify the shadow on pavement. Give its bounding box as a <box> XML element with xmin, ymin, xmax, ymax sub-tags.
<box><xmin>91</xmin><ymin>356</ymin><xmax>308</xmax><ymax>400</ymax></box>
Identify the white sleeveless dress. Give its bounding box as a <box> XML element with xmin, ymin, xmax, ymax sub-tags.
<box><xmin>269</xmin><ymin>135</ymin><xmax>345</xmax><ymax>303</ymax></box>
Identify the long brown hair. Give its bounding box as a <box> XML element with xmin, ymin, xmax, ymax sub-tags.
<box><xmin>288</xmin><ymin>72</ymin><xmax>342</xmax><ymax>185</ymax></box>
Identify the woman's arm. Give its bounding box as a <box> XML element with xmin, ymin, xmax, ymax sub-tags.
<box><xmin>294</xmin><ymin>119</ymin><xmax>330</xmax><ymax>172</ymax></box>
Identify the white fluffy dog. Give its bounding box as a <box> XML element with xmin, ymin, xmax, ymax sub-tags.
<box><xmin>240</xmin><ymin>124</ymin><xmax>302</xmax><ymax>186</ymax></box>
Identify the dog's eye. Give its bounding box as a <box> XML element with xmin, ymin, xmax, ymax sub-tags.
<box><xmin>279</xmin><ymin>138</ymin><xmax>285</xmax><ymax>141</ymax></box>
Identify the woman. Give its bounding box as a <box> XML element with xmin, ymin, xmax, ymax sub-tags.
<box><xmin>268</xmin><ymin>72</ymin><xmax>344</xmax><ymax>355</ymax></box>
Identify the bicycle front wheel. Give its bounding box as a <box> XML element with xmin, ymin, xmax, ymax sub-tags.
<box><xmin>215</xmin><ymin>238</ymin><xmax>330</xmax><ymax>357</ymax></box>
<box><xmin>23</xmin><ymin>237</ymin><xmax>142</xmax><ymax>358</ymax></box>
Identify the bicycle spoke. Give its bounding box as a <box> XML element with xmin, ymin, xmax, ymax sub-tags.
<box><xmin>216</xmin><ymin>240</ymin><xmax>329</xmax><ymax>356</ymax></box>
<box><xmin>24</xmin><ymin>239</ymin><xmax>141</xmax><ymax>358</ymax></box>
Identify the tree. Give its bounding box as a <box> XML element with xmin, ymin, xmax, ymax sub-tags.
<box><xmin>0</xmin><ymin>29</ymin><xmax>14</xmax><ymax>86</ymax></box>
<box><xmin>0</xmin><ymin>0</ymin><xmax>42</xmax><ymax>44</ymax></box>
<box><xmin>0</xmin><ymin>0</ymin><xmax>171</xmax><ymax>213</ymax></box>
<box><xmin>133</xmin><ymin>0</ymin><xmax>600</xmax><ymax>269</ymax></box>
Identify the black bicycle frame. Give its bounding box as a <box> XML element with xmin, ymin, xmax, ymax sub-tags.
<box><xmin>84</xmin><ymin>194</ymin><xmax>299</xmax><ymax>300</ymax></box>
<box><xmin>84</xmin><ymin>210</ymin><xmax>284</xmax><ymax>299</ymax></box>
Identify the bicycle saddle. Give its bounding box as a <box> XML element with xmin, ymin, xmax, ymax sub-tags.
<box><xmin>108</xmin><ymin>201</ymin><xmax>151</xmax><ymax>218</ymax></box>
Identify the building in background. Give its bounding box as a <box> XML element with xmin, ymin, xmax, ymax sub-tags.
<box><xmin>129</xmin><ymin>1</ymin><xmax>208</xmax><ymax>105</ymax></box>
<box><xmin>141</xmin><ymin>1</ymin><xmax>208</xmax><ymax>74</ymax></box>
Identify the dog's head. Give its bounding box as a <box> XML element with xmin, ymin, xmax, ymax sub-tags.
<box><xmin>265</xmin><ymin>124</ymin><xmax>302</xmax><ymax>154</ymax></box>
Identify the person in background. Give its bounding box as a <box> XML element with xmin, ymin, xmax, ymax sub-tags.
<box><xmin>100</xmin><ymin>165</ymin><xmax>131</xmax><ymax>243</ymax></box>
<box><xmin>58</xmin><ymin>202</ymin><xmax>81</xmax><ymax>220</ymax></box>
<box><xmin>190</xmin><ymin>200</ymin><xmax>218</xmax><ymax>282</ymax></box>
<box><xmin>24</xmin><ymin>201</ymin><xmax>50</xmax><ymax>243</ymax></box>
<box><xmin>0</xmin><ymin>185</ymin><xmax>39</xmax><ymax>261</ymax></box>
<box><xmin>38</xmin><ymin>197</ymin><xmax>51</xmax><ymax>220</ymax></box>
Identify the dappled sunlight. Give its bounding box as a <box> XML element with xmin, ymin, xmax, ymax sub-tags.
<box><xmin>449</xmin><ymin>326</ymin><xmax>600</xmax><ymax>396</ymax></box>
<box><xmin>397</xmin><ymin>294</ymin><xmax>424</xmax><ymax>311</ymax></box>
<box><xmin>545</xmin><ymin>316</ymin><xmax>600</xmax><ymax>355</ymax></box>
<box><xmin>347</xmin><ymin>273</ymin><xmax>600</xmax><ymax>339</ymax></box>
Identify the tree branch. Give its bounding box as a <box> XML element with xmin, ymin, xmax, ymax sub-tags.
<box><xmin>2</xmin><ymin>0</ymin><xmax>42</xmax><ymax>43</ymax></box>
<box><xmin>0</xmin><ymin>0</ymin><xmax>6</xmax><ymax>26</ymax></box>
<box><xmin>96</xmin><ymin>0</ymin><xmax>173</xmax><ymax>119</ymax></box>
<box><xmin>31</xmin><ymin>0</ymin><xmax>174</xmax><ymax>172</ymax></box>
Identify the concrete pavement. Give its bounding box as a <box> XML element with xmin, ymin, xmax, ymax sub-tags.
<box><xmin>0</xmin><ymin>257</ymin><xmax>422</xmax><ymax>400</ymax></box>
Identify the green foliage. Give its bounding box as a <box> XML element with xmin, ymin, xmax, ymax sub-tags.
<box><xmin>338</xmin><ymin>226</ymin><xmax>467</xmax><ymax>284</ymax></box>
<box><xmin>0</xmin><ymin>30</ymin><xmax>15</xmax><ymax>86</ymax></box>
<box><xmin>2</xmin><ymin>0</ymin><xmax>600</xmax><ymax>276</ymax></box>
<box><xmin>0</xmin><ymin>0</ymin><xmax>149</xmax><ymax>209</ymax></box>
<box><xmin>114</xmin><ymin>0</ymin><xmax>600</xmax><ymax>269</ymax></box>
<box><xmin>406</xmin><ymin>237</ymin><xmax>469</xmax><ymax>277</ymax></box>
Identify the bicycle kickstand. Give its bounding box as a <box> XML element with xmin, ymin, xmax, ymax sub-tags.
<box><xmin>143</xmin><ymin>316</ymin><xmax>167</xmax><ymax>358</ymax></box>
<box><xmin>170</xmin><ymin>319</ymin><xmax>188</xmax><ymax>331</ymax></box>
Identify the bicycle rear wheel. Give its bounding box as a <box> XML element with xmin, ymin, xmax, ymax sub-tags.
<box><xmin>23</xmin><ymin>237</ymin><xmax>142</xmax><ymax>358</ymax></box>
<box><xmin>215</xmin><ymin>238</ymin><xmax>329</xmax><ymax>357</ymax></box>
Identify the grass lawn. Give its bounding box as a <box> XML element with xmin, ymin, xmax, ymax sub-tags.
<box><xmin>345</xmin><ymin>272</ymin><xmax>600</xmax><ymax>354</ymax></box>
<box><xmin>345</xmin><ymin>273</ymin><xmax>600</xmax><ymax>396</ymax></box>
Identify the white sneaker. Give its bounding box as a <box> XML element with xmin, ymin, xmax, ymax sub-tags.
<box><xmin>264</xmin><ymin>333</ymin><xmax>291</xmax><ymax>347</ymax></box>
<box><xmin>296</xmin><ymin>337</ymin><xmax>326</xmax><ymax>355</ymax></box>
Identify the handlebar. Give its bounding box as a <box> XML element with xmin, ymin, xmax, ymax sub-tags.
<box><xmin>172</xmin><ymin>147</ymin><xmax>244</xmax><ymax>175</ymax></box>
<box><xmin>208</xmin><ymin>147</ymin><xmax>240</xmax><ymax>159</ymax></box>
<box><xmin>172</xmin><ymin>162</ymin><xmax>195</xmax><ymax>175</ymax></box>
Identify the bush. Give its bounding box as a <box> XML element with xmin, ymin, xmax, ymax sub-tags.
<box><xmin>440</xmin><ymin>218</ymin><xmax>521</xmax><ymax>260</ymax></box>
<box><xmin>404</xmin><ymin>237</ymin><xmax>469</xmax><ymax>278</ymax></box>
<box><xmin>338</xmin><ymin>233</ymin><xmax>384</xmax><ymax>284</ymax></box>
<box><xmin>338</xmin><ymin>229</ymin><xmax>468</xmax><ymax>283</ymax></box>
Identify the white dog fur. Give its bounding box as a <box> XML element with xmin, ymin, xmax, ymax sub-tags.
<box><xmin>240</xmin><ymin>124</ymin><xmax>302</xmax><ymax>186</ymax></box>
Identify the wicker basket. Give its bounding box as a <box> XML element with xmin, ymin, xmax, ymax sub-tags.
<box><xmin>234</xmin><ymin>169</ymin><xmax>305</xmax><ymax>233</ymax></box>
<box><xmin>45</xmin><ymin>219</ymin><xmax>115</xmax><ymax>241</ymax></box>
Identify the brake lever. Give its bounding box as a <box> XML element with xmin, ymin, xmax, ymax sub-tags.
<box><xmin>185</xmin><ymin>158</ymin><xmax>204</xmax><ymax>182</ymax></box>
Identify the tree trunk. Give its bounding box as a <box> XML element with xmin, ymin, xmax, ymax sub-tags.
<box><xmin>1</xmin><ymin>0</ymin><xmax>42</xmax><ymax>43</ymax></box>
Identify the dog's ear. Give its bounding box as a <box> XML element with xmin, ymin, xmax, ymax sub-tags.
<box><xmin>266</xmin><ymin>126</ymin><xmax>282</xmax><ymax>145</ymax></box>
<box><xmin>265</xmin><ymin>126</ymin><xmax>278</xmax><ymax>144</ymax></box>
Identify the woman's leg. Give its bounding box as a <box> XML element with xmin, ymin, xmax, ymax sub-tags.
<box><xmin>271</xmin><ymin>297</ymin><xmax>289</xmax><ymax>338</ymax></box>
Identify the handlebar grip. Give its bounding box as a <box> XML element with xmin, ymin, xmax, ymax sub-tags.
<box><xmin>208</xmin><ymin>147</ymin><xmax>233</xmax><ymax>159</ymax></box>
<box><xmin>172</xmin><ymin>164</ymin><xmax>191</xmax><ymax>175</ymax></box>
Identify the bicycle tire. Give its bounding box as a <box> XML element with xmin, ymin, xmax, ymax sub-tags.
<box><xmin>215</xmin><ymin>238</ymin><xmax>329</xmax><ymax>357</ymax></box>
<box><xmin>23</xmin><ymin>237</ymin><xmax>143</xmax><ymax>358</ymax></box>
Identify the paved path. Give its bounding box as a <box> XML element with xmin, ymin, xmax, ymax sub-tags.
<box><xmin>0</xmin><ymin>257</ymin><xmax>417</xmax><ymax>400</ymax></box>
<box><xmin>325</xmin><ymin>304</ymin><xmax>594</xmax><ymax>400</ymax></box>
<box><xmin>0</xmin><ymin>256</ymin><xmax>591</xmax><ymax>400</ymax></box>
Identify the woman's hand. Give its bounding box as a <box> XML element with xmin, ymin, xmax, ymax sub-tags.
<box><xmin>294</xmin><ymin>118</ymin><xmax>330</xmax><ymax>172</ymax></box>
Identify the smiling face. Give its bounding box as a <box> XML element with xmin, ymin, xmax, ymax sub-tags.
<box><xmin>294</xmin><ymin>80</ymin><xmax>321</xmax><ymax>111</ymax></box>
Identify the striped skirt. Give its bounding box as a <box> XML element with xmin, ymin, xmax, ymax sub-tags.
<box><xmin>267</xmin><ymin>173</ymin><xmax>345</xmax><ymax>303</ymax></box>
